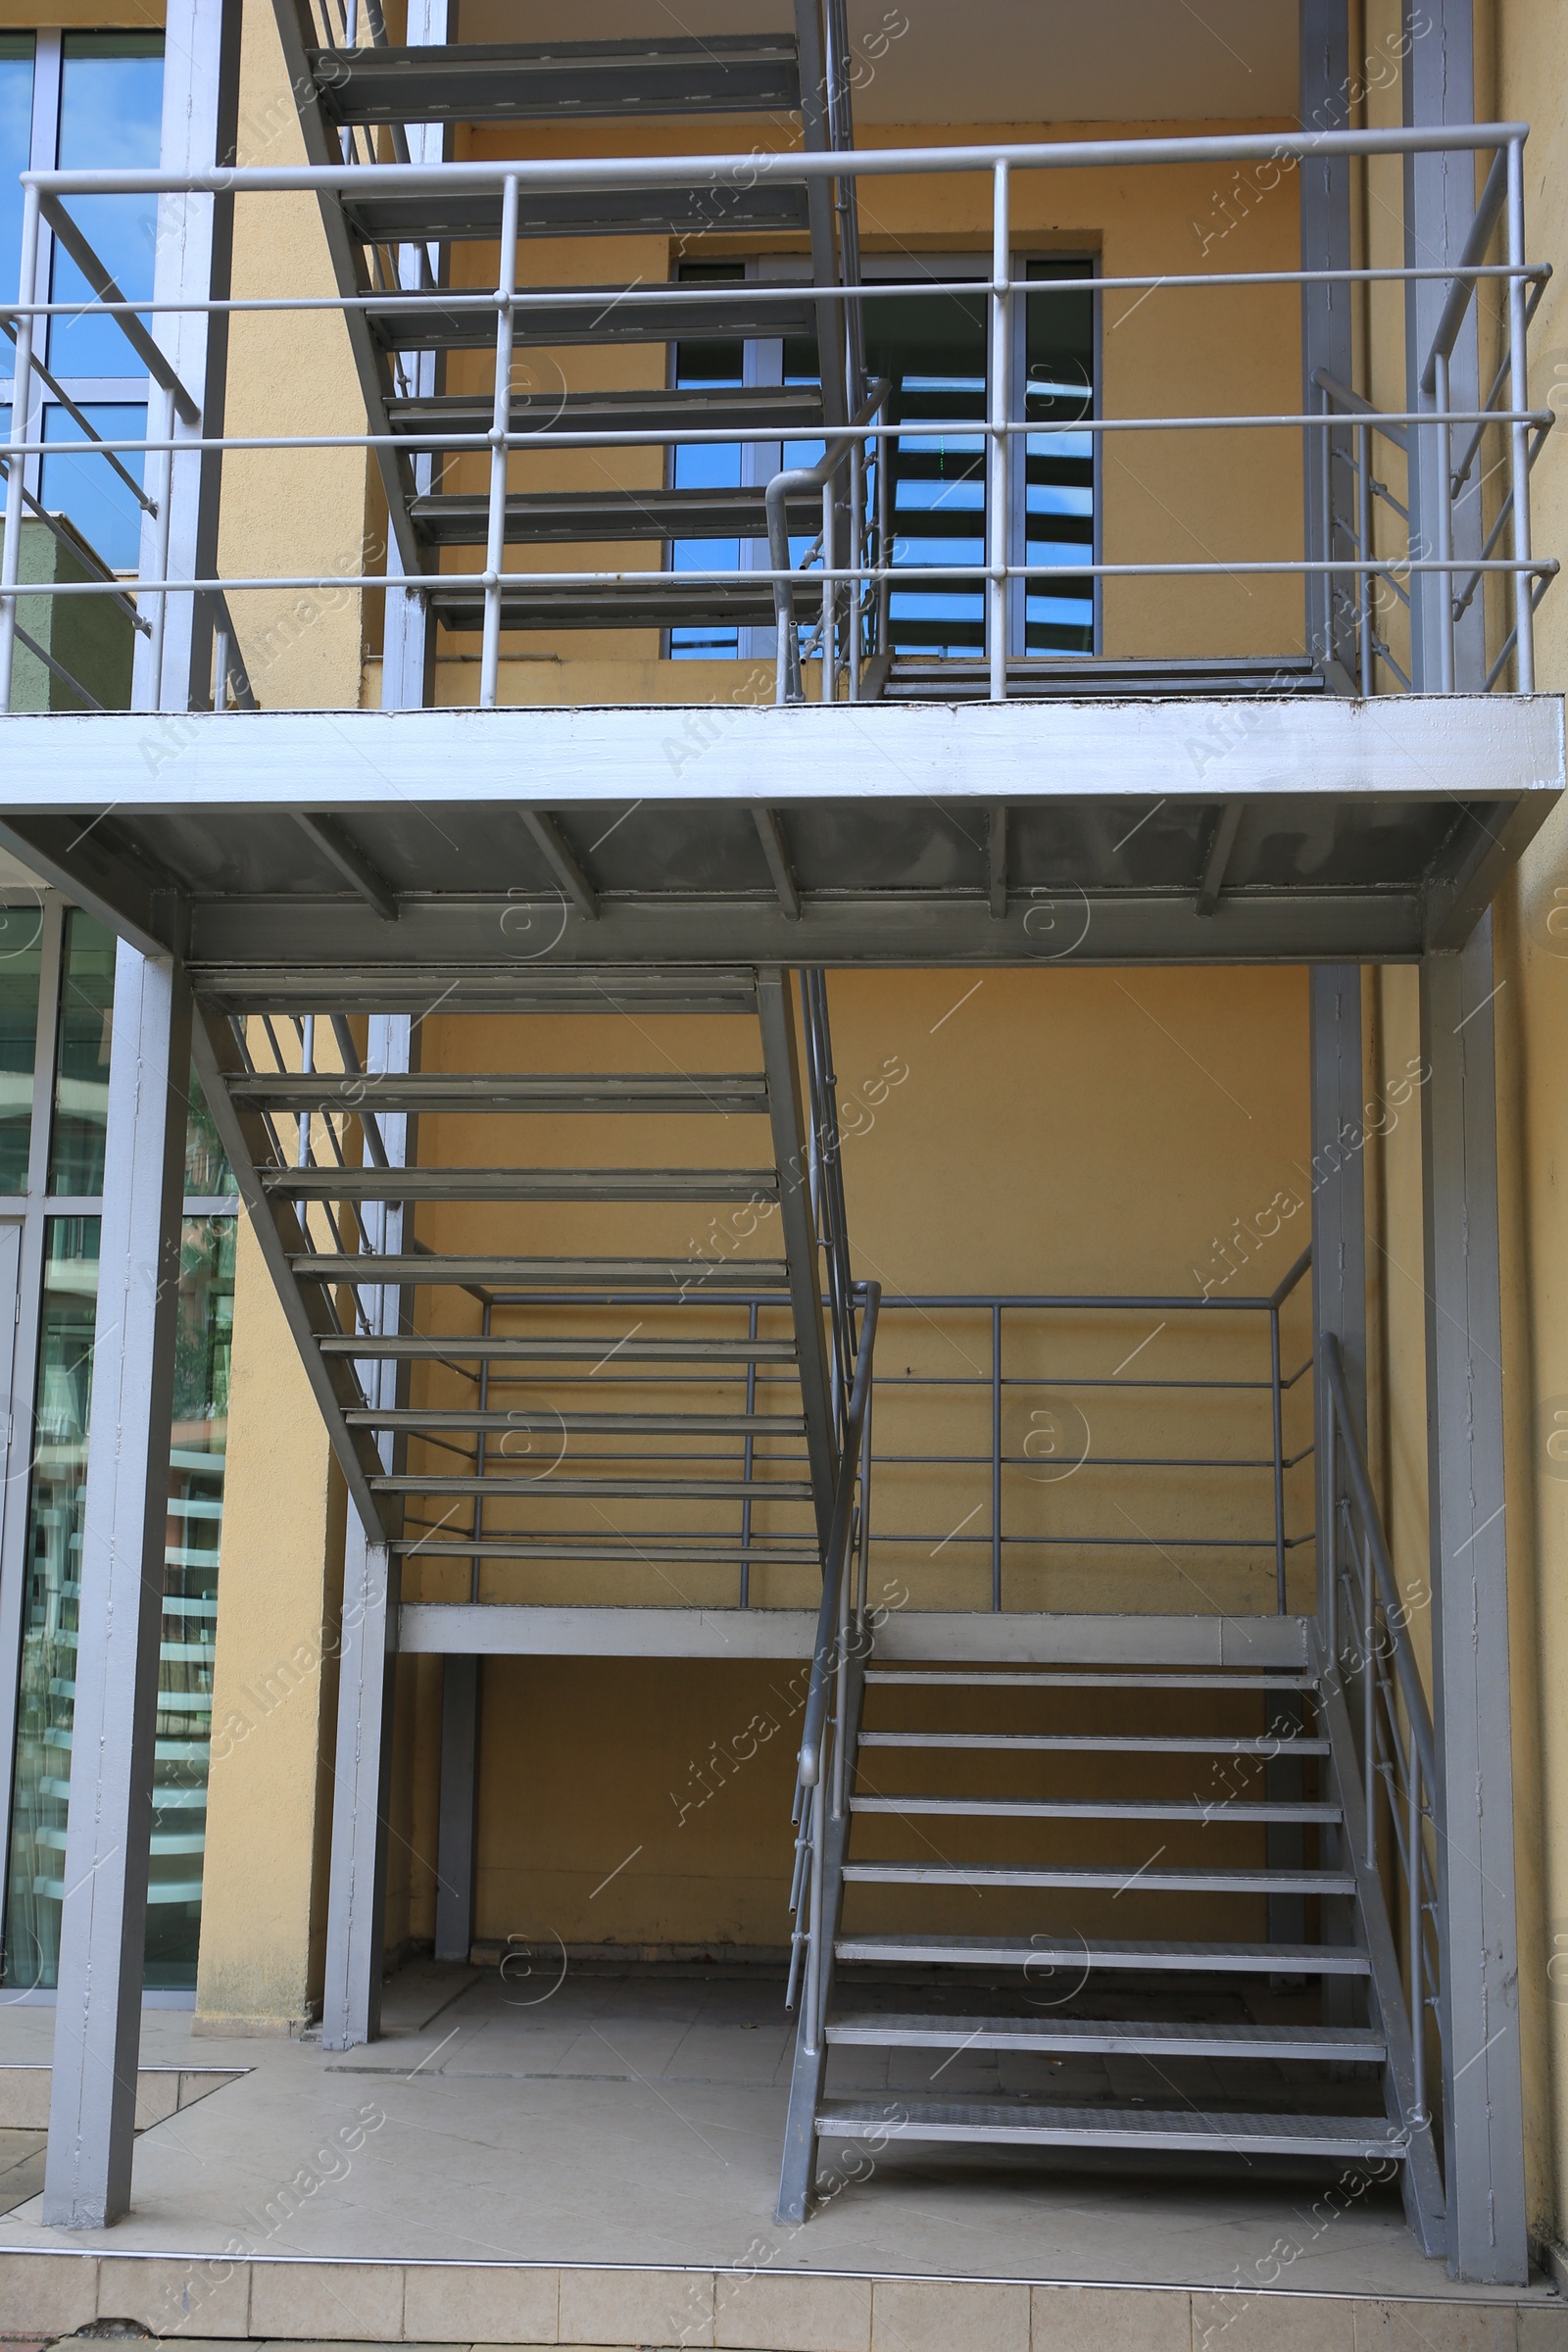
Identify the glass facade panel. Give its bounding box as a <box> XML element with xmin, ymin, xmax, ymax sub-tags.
<box><xmin>4</xmin><ymin>1216</ymin><xmax>99</xmax><ymax>1992</ymax></box>
<box><xmin>0</xmin><ymin>906</ymin><xmax>43</xmax><ymax>1194</ymax></box>
<box><xmin>0</xmin><ymin>36</ymin><xmax>32</xmax><ymax>385</ymax></box>
<box><xmin>40</xmin><ymin>404</ymin><xmax>147</xmax><ymax>574</ymax></box>
<box><xmin>47</xmin><ymin>34</ymin><xmax>164</xmax><ymax>380</ymax></box>
<box><xmin>3</xmin><ymin>1215</ymin><xmax>232</xmax><ymax>1991</ymax></box>
<box><xmin>47</xmin><ymin>907</ymin><xmax>115</xmax><ymax>1196</ymax></box>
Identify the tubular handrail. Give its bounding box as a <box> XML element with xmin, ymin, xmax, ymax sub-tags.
<box><xmin>797</xmin><ymin>1280</ymin><xmax>880</xmax><ymax>1793</ymax></box>
<box><xmin>767</xmin><ymin>379</ymin><xmax>888</xmax><ymax>705</ymax></box>
<box><xmin>1322</xmin><ymin>1333</ymin><xmax>1437</xmax><ymax>1789</ymax></box>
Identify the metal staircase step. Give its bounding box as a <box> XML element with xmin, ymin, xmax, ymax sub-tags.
<box><xmin>865</xmin><ymin>1671</ymin><xmax>1317</xmax><ymax>1690</ymax></box>
<box><xmin>267</xmin><ymin>1166</ymin><xmax>781</xmax><ymax>1202</ymax></box>
<box><xmin>291</xmin><ymin>1255</ymin><xmax>790</xmax><ymax>1290</ymax></box>
<box><xmin>426</xmin><ymin>579</ymin><xmax>811</xmax><ymax>634</ymax></box>
<box><xmin>390</xmin><ymin>1536</ymin><xmax>821</xmax><ymax>1563</ymax></box>
<box><xmin>858</xmin><ymin>1732</ymin><xmax>1331</xmax><ymax>1755</ymax></box>
<box><xmin>833</xmin><ymin>1935</ymin><xmax>1371</xmax><ymax>1975</ymax></box>
<box><xmin>814</xmin><ymin>2100</ymin><xmax>1407</xmax><ymax>2159</ymax></box>
<box><xmin>319</xmin><ymin>1334</ymin><xmax>801</xmax><ymax>1365</ymax></box>
<box><xmin>386</xmin><ymin>386</ymin><xmax>827</xmax><ymax>444</ymax></box>
<box><xmin>309</xmin><ymin>35</ymin><xmax>801</xmax><ymax>123</ymax></box>
<box><xmin>369</xmin><ymin>289</ymin><xmax>820</xmax><ymax>355</ymax></box>
<box><xmin>340</xmin><ymin>181</ymin><xmax>811</xmax><ymax>248</ymax></box>
<box><xmin>843</xmin><ymin>1863</ymin><xmax>1356</xmax><ymax>1894</ymax></box>
<box><xmin>347</xmin><ymin>1409</ymin><xmax>806</xmax><ymax>1438</ymax></box>
<box><xmin>239</xmin><ymin>1073</ymin><xmax>770</xmax><ymax>1114</ymax></box>
<box><xmin>824</xmin><ymin>2016</ymin><xmax>1388</xmax><ymax>2062</ymax></box>
<box><xmin>411</xmin><ymin>486</ymin><xmax>823</xmax><ymax>547</ymax></box>
<box><xmin>373</xmin><ymin>1473</ymin><xmax>813</xmax><ymax>1501</ymax></box>
<box><xmin>850</xmin><ymin>1794</ymin><xmax>1342</xmax><ymax>1824</ymax></box>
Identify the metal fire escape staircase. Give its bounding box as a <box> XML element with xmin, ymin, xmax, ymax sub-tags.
<box><xmin>190</xmin><ymin>968</ymin><xmax>851</xmax><ymax>1613</ymax></box>
<box><xmin>778</xmin><ymin>1344</ymin><xmax>1448</xmax><ymax>2248</ymax></box>
<box><xmin>273</xmin><ymin>0</ymin><xmax>863</xmax><ymax>643</ymax></box>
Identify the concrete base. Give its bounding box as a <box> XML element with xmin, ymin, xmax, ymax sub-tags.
<box><xmin>0</xmin><ymin>1966</ymin><xmax>1558</xmax><ymax>2349</ymax></box>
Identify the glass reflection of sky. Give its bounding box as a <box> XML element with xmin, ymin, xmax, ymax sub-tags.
<box><xmin>48</xmin><ymin>36</ymin><xmax>164</xmax><ymax>380</ymax></box>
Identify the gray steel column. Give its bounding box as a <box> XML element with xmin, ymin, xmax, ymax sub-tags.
<box><xmin>379</xmin><ymin>0</ymin><xmax>447</xmax><ymax>712</ymax></box>
<box><xmin>321</xmin><ymin>1016</ymin><xmax>412</xmax><ymax>2049</ymax></box>
<box><xmin>433</xmin><ymin>1657</ymin><xmax>480</xmax><ymax>1965</ymax></box>
<box><xmin>42</xmin><ymin>945</ymin><xmax>191</xmax><ymax>2228</ymax></box>
<box><xmin>1298</xmin><ymin>0</ymin><xmax>1353</xmax><ymax>671</ymax></box>
<box><xmin>1402</xmin><ymin>0</ymin><xmax>1485</xmax><ymax>688</ymax></box>
<box><xmin>131</xmin><ymin>0</ymin><xmax>241</xmax><ymax>713</ymax></box>
<box><xmin>1419</xmin><ymin>914</ymin><xmax>1527</xmax><ymax>2284</ymax></box>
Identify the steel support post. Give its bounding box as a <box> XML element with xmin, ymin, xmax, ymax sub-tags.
<box><xmin>757</xmin><ymin>969</ymin><xmax>838</xmax><ymax>1553</ymax></box>
<box><xmin>1306</xmin><ymin>964</ymin><xmax>1363</xmax><ymax>1976</ymax></box>
<box><xmin>130</xmin><ymin>0</ymin><xmax>241</xmax><ymax>714</ymax></box>
<box><xmin>379</xmin><ymin>0</ymin><xmax>446</xmax><ymax>713</ymax></box>
<box><xmin>1298</xmin><ymin>0</ymin><xmax>1353</xmax><ymax>671</ymax></box>
<box><xmin>1402</xmin><ymin>0</ymin><xmax>1485</xmax><ymax>689</ymax></box>
<box><xmin>320</xmin><ymin>1016</ymin><xmax>413</xmax><ymax>2050</ymax></box>
<box><xmin>434</xmin><ymin>1656</ymin><xmax>480</xmax><ymax>1965</ymax></box>
<box><xmin>1419</xmin><ymin>913</ymin><xmax>1527</xmax><ymax>2283</ymax></box>
<box><xmin>41</xmin><ymin>946</ymin><xmax>191</xmax><ymax>2229</ymax></box>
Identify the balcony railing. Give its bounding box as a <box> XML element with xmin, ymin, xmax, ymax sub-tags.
<box><xmin>0</xmin><ymin>123</ymin><xmax>1556</xmax><ymax>714</ymax></box>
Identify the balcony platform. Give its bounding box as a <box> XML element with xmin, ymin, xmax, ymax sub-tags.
<box><xmin>0</xmin><ymin>1964</ymin><xmax>1557</xmax><ymax>2346</ymax></box>
<box><xmin>0</xmin><ymin>694</ymin><xmax>1560</xmax><ymax>970</ymax></box>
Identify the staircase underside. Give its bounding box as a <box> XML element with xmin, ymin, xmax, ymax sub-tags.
<box><xmin>0</xmin><ymin>696</ymin><xmax>1558</xmax><ymax>973</ymax></box>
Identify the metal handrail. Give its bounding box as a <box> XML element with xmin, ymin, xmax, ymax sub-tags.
<box><xmin>767</xmin><ymin>381</ymin><xmax>888</xmax><ymax>704</ymax></box>
<box><xmin>1322</xmin><ymin>1334</ymin><xmax>1437</xmax><ymax>1787</ymax></box>
<box><xmin>787</xmin><ymin>1280</ymin><xmax>879</xmax><ymax>2053</ymax></box>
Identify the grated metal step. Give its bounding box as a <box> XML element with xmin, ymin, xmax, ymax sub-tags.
<box><xmin>878</xmin><ymin>656</ymin><xmax>1329</xmax><ymax>704</ymax></box>
<box><xmin>309</xmin><ymin>35</ymin><xmax>802</xmax><ymax>123</ymax></box>
<box><xmin>238</xmin><ymin>1072</ymin><xmax>771</xmax><ymax>1114</ymax></box>
<box><xmin>267</xmin><ymin>1165</ymin><xmax>782</xmax><ymax>1202</ymax></box>
<box><xmin>858</xmin><ymin>1732</ymin><xmax>1331</xmax><ymax>1755</ymax></box>
<box><xmin>368</xmin><ymin>289</ymin><xmax>820</xmax><ymax>356</ymax></box>
<box><xmin>411</xmin><ymin>487</ymin><xmax>823</xmax><ymax>547</ymax></box>
<box><xmin>824</xmin><ymin>2016</ymin><xmax>1387</xmax><ymax>2062</ymax></box>
<box><xmin>426</xmin><ymin>579</ymin><xmax>815</xmax><ymax>634</ymax></box>
<box><xmin>372</xmin><ymin>1473</ymin><xmax>813</xmax><ymax>1501</ymax></box>
<box><xmin>386</xmin><ymin>386</ymin><xmax>827</xmax><ymax>444</ymax></box>
<box><xmin>850</xmin><ymin>1794</ymin><xmax>1343</xmax><ymax>1824</ymax></box>
<box><xmin>318</xmin><ymin>1334</ymin><xmax>800</xmax><ymax>1365</ymax></box>
<box><xmin>833</xmin><ymin>1935</ymin><xmax>1372</xmax><ymax>1975</ymax></box>
<box><xmin>815</xmin><ymin>2100</ymin><xmax>1407</xmax><ymax>2158</ymax></box>
<box><xmin>865</xmin><ymin>1671</ymin><xmax>1317</xmax><ymax>1690</ymax></box>
<box><xmin>346</xmin><ymin>1409</ymin><xmax>806</xmax><ymax>1438</ymax></box>
<box><xmin>843</xmin><ymin>1863</ymin><xmax>1356</xmax><ymax>1895</ymax></box>
<box><xmin>340</xmin><ymin>181</ymin><xmax>811</xmax><ymax>248</ymax></box>
<box><xmin>290</xmin><ymin>1255</ymin><xmax>790</xmax><ymax>1290</ymax></box>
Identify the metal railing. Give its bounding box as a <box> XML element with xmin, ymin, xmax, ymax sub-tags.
<box><xmin>785</xmin><ymin>1278</ymin><xmax>878</xmax><ymax>2044</ymax></box>
<box><xmin>862</xmin><ymin>1248</ymin><xmax>1313</xmax><ymax>1614</ymax></box>
<box><xmin>1321</xmin><ymin>1332</ymin><xmax>1442</xmax><ymax>2143</ymax></box>
<box><xmin>0</xmin><ymin>122</ymin><xmax>1555</xmax><ymax>713</ymax></box>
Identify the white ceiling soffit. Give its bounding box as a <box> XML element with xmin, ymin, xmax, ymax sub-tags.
<box><xmin>455</xmin><ymin>0</ymin><xmax>1299</xmax><ymax>127</ymax></box>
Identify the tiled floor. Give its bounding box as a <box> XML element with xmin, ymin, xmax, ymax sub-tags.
<box><xmin>0</xmin><ymin>1960</ymin><xmax>1547</xmax><ymax>2306</ymax></box>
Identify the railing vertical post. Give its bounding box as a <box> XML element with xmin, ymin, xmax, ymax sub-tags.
<box><xmin>0</xmin><ymin>182</ymin><xmax>41</xmax><ymax>712</ymax></box>
<box><xmin>1356</xmin><ymin>420</ymin><xmax>1373</xmax><ymax>695</ymax></box>
<box><xmin>820</xmin><ymin>476</ymin><xmax>835</xmax><ymax>703</ymax></box>
<box><xmin>992</xmin><ymin>1301</ymin><xmax>1004</xmax><ymax>1611</ymax></box>
<box><xmin>857</xmin><ymin>1379</ymin><xmax>871</xmax><ymax>1632</ymax></box>
<box><xmin>847</xmin><ymin>433</ymin><xmax>862</xmax><ymax>700</ymax></box>
<box><xmin>1505</xmin><ymin>135</ymin><xmax>1535</xmax><ymax>692</ymax></box>
<box><xmin>740</xmin><ymin>1297</ymin><xmax>759</xmax><ymax>1607</ymax></box>
<box><xmin>1270</xmin><ymin>1301</ymin><xmax>1286</xmax><ymax>1613</ymax></box>
<box><xmin>804</xmin><ymin>1784</ymin><xmax>823</xmax><ymax>2057</ymax></box>
<box><xmin>989</xmin><ymin>160</ymin><xmax>1010</xmax><ymax>703</ymax></box>
<box><xmin>1318</xmin><ymin>383</ymin><xmax>1334</xmax><ymax>664</ymax></box>
<box><xmin>479</xmin><ymin>172</ymin><xmax>518</xmax><ymax>710</ymax></box>
<box><xmin>1432</xmin><ymin>350</ymin><xmax>1455</xmax><ymax>694</ymax></box>
<box><xmin>1362</xmin><ymin>1528</ymin><xmax>1376</xmax><ymax>1868</ymax></box>
<box><xmin>875</xmin><ymin>402</ymin><xmax>891</xmax><ymax>658</ymax></box>
<box><xmin>144</xmin><ymin>386</ymin><xmax>177</xmax><ymax>710</ymax></box>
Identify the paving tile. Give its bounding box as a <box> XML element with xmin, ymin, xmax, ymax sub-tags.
<box><xmin>250</xmin><ymin>2260</ymin><xmax>405</xmax><ymax>2340</ymax></box>
<box><xmin>1353</xmin><ymin>2304</ymin><xmax>1517</xmax><ymax>2352</ymax></box>
<box><xmin>99</xmin><ymin>2252</ymin><xmax>252</xmax><ymax>2337</ymax></box>
<box><xmin>1032</xmin><ymin>2283</ymin><xmax>1193</xmax><ymax>2350</ymax></box>
<box><xmin>870</xmin><ymin>2277</ymin><xmax>1029</xmax><ymax>2352</ymax></box>
<box><xmin>0</xmin><ymin>2253</ymin><xmax>98</xmax><ymax>2337</ymax></box>
<box><xmin>1518</xmin><ymin>2310</ymin><xmax>1568</xmax><ymax>2351</ymax></box>
<box><xmin>0</xmin><ymin>2073</ymin><xmax>52</xmax><ymax>2131</ymax></box>
<box><xmin>403</xmin><ymin>2263</ymin><xmax>560</xmax><ymax>2343</ymax></box>
<box><xmin>1193</xmin><ymin>2290</ymin><xmax>1352</xmax><ymax>2351</ymax></box>
<box><xmin>558</xmin><ymin>2267</ymin><xmax>714</xmax><ymax>2349</ymax></box>
<box><xmin>713</xmin><ymin>2267</ymin><xmax>871</xmax><ymax>2351</ymax></box>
